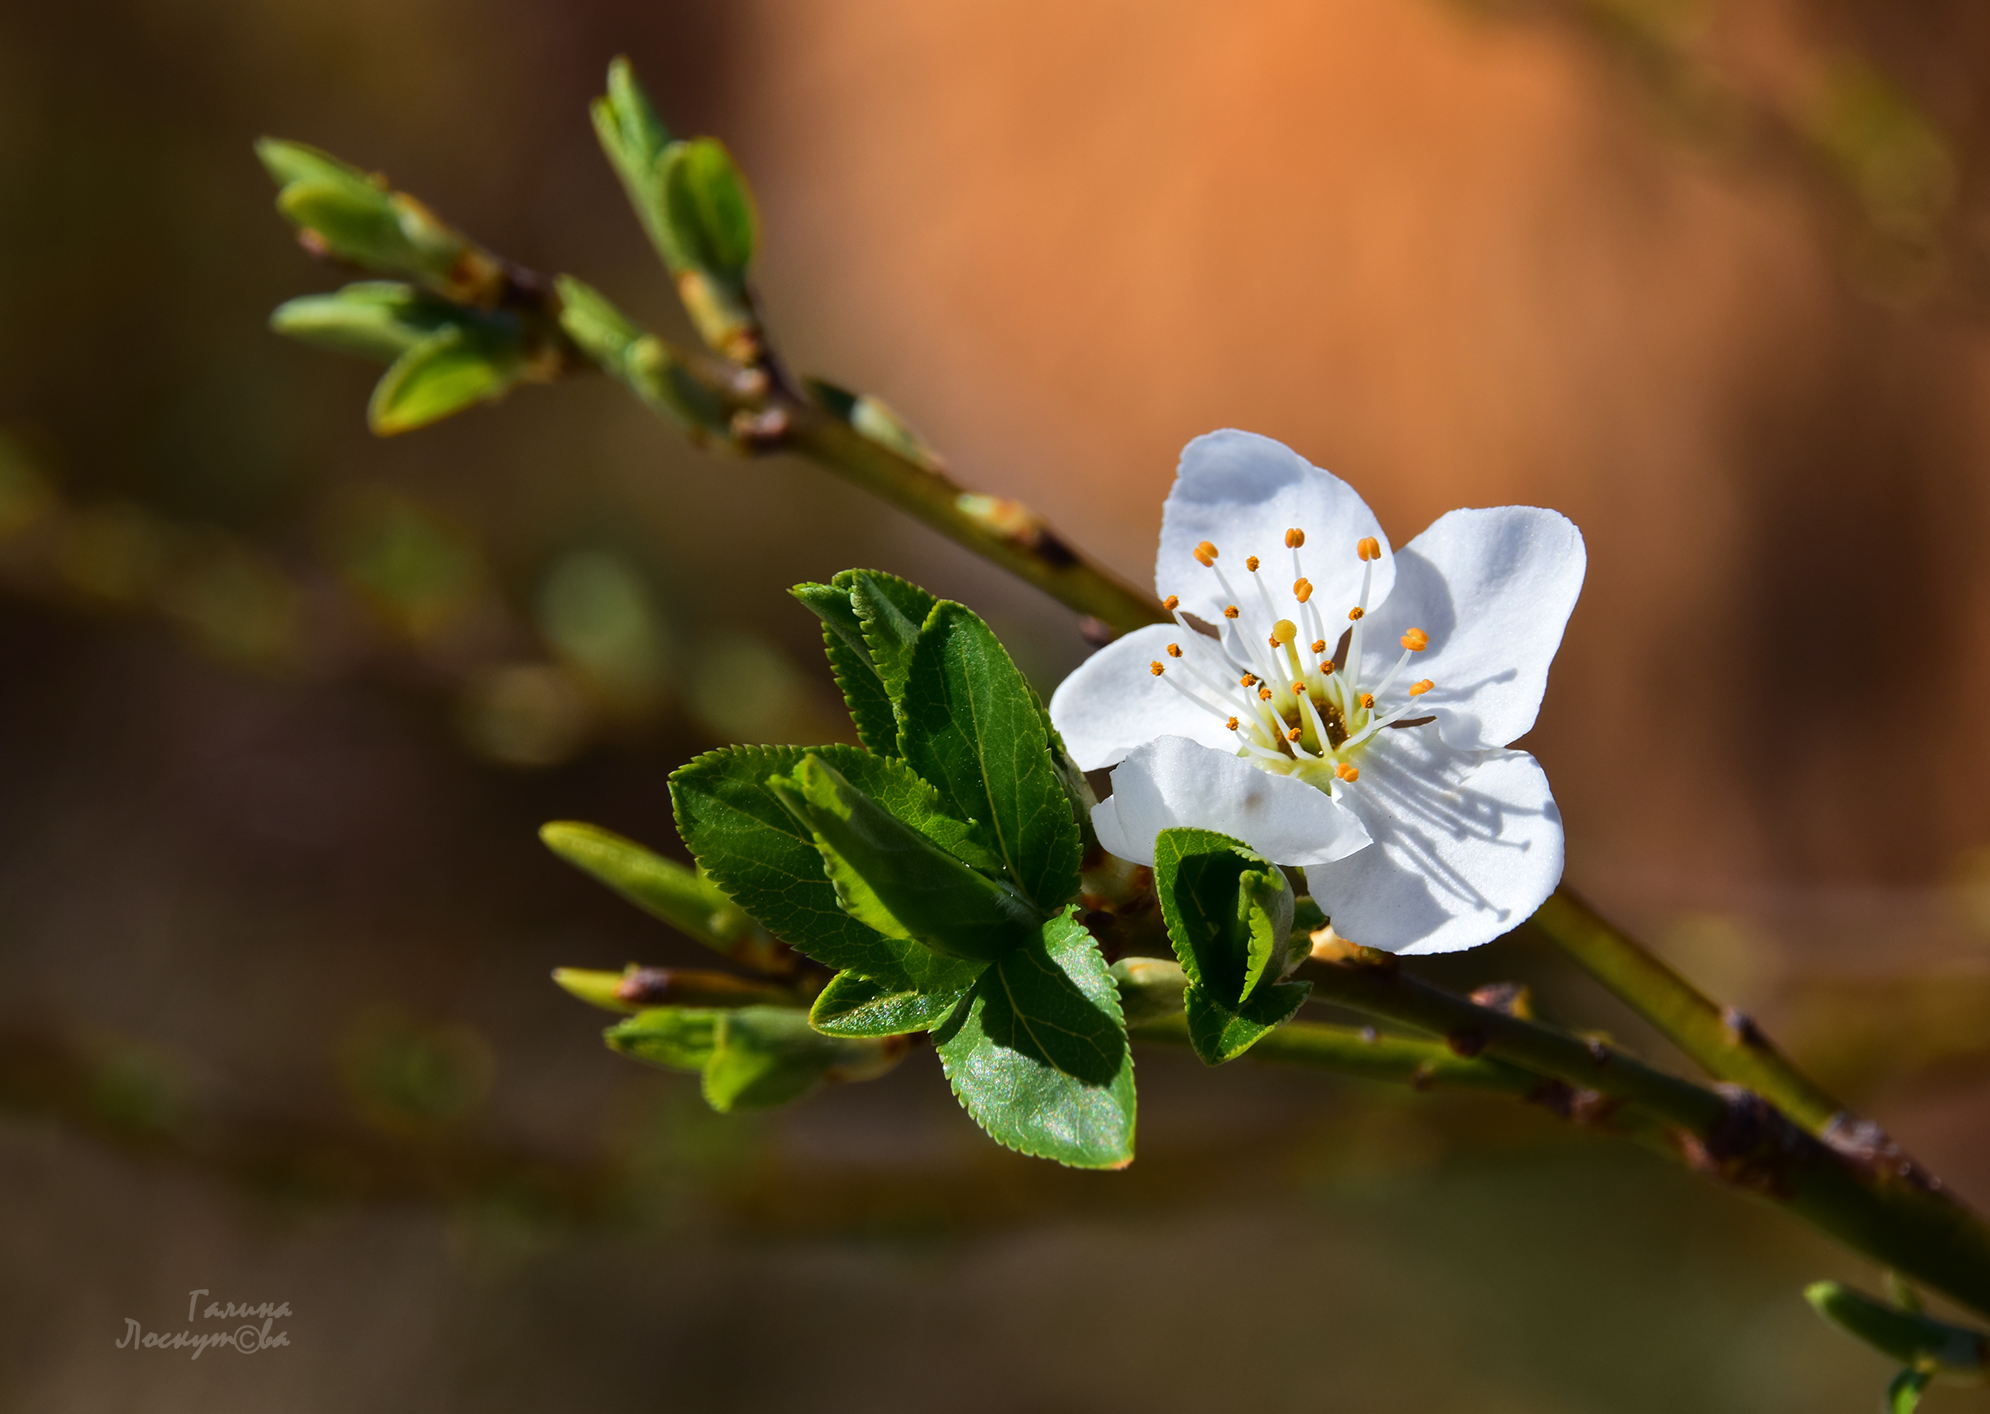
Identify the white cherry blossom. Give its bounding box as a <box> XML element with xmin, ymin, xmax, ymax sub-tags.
<box><xmin>1049</xmin><ymin>430</ymin><xmax>1584</xmax><ymax>955</ymax></box>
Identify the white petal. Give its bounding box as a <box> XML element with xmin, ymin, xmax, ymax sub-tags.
<box><xmin>1157</xmin><ymin>430</ymin><xmax>1395</xmax><ymax>632</ymax></box>
<box><xmin>1303</xmin><ymin>732</ymin><xmax>1563</xmax><ymax>955</ymax></box>
<box><xmin>1091</xmin><ymin>735</ymin><xmax>1371</xmax><ymax>868</ymax></box>
<box><xmin>1048</xmin><ymin>625</ymin><xmax>1240</xmax><ymax>770</ymax></box>
<box><xmin>1362</xmin><ymin>506</ymin><xmax>1585</xmax><ymax>751</ymax></box>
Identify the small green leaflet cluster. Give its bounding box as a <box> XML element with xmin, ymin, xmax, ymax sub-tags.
<box><xmin>668</xmin><ymin>570</ymin><xmax>1130</xmax><ymax>1168</ymax></box>
<box><xmin>547</xmin><ymin>572</ymin><xmax>1327</xmax><ymax>1167</ymax></box>
<box><xmin>1151</xmin><ymin>829</ymin><xmax>1312</xmax><ymax>1065</ymax></box>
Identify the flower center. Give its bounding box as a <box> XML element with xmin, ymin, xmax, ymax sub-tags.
<box><xmin>1147</xmin><ymin>529</ymin><xmax>1436</xmax><ymax>798</ymax></box>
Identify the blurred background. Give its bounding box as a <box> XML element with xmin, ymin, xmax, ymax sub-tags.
<box><xmin>3</xmin><ymin>0</ymin><xmax>1990</xmax><ymax>1408</ymax></box>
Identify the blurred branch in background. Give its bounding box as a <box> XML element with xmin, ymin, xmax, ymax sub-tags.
<box><xmin>1469</xmin><ymin>0</ymin><xmax>1984</xmax><ymax>309</ymax></box>
<box><xmin>0</xmin><ymin>430</ymin><xmax>843</xmax><ymax>769</ymax></box>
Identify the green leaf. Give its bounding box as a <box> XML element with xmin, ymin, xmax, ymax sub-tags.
<box><xmin>367</xmin><ymin>325</ymin><xmax>525</xmax><ymax>435</ymax></box>
<box><xmin>700</xmin><ymin>1006</ymin><xmax>896</xmax><ymax>1112</ymax></box>
<box><xmin>1153</xmin><ymin>828</ymin><xmax>1297</xmax><ymax>1004</ymax></box>
<box><xmin>1889</xmin><ymin>1369</ymin><xmax>1932</xmax><ymax>1414</ymax></box>
<box><xmin>934</xmin><ymin>909</ymin><xmax>1135</xmax><ymax>1169</ymax></box>
<box><xmin>793</xmin><ymin>578</ymin><xmax>897</xmax><ymax>756</ymax></box>
<box><xmin>269</xmin><ymin>281</ymin><xmax>463</xmax><ymax>363</ymax></box>
<box><xmin>847</xmin><ymin>570</ymin><xmax>933</xmax><ymax>700</ymax></box>
<box><xmin>605</xmin><ymin>1007</ymin><xmax>722</xmax><ymax>1072</ymax></box>
<box><xmin>898</xmin><ymin>602</ymin><xmax>1082</xmax><ymax>910</ymax></box>
<box><xmin>670</xmin><ymin>745</ymin><xmax>987</xmax><ymax>993</ymax></box>
<box><xmin>255</xmin><ymin>137</ymin><xmax>381</xmax><ymax>197</ymax></box>
<box><xmin>770</xmin><ymin>755</ymin><xmax>1039</xmax><ymax>963</ymax></box>
<box><xmin>1806</xmin><ymin>1281</ymin><xmax>1987</xmax><ymax>1374</ymax></box>
<box><xmin>810</xmin><ymin>970</ymin><xmax>976</xmax><ymax>1038</ymax></box>
<box><xmin>1183</xmin><ymin>980</ymin><xmax>1312</xmax><ymax>1065</ymax></box>
<box><xmin>661</xmin><ymin>137</ymin><xmax>757</xmax><ymax>279</ymax></box>
<box><xmin>790</xmin><ymin>570</ymin><xmax>940</xmax><ymax>758</ymax></box>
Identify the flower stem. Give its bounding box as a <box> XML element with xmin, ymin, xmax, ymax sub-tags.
<box><xmin>1293</xmin><ymin>950</ymin><xmax>1990</xmax><ymax>1321</ymax></box>
<box><xmin>1530</xmin><ymin>886</ymin><xmax>1843</xmax><ymax>1132</ymax></box>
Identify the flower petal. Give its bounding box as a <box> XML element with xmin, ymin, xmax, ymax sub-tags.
<box><xmin>1303</xmin><ymin>731</ymin><xmax>1563</xmax><ymax>955</ymax></box>
<box><xmin>1048</xmin><ymin>625</ymin><xmax>1240</xmax><ymax>770</ymax></box>
<box><xmin>1091</xmin><ymin>735</ymin><xmax>1371</xmax><ymax>868</ymax></box>
<box><xmin>1364</xmin><ymin>506</ymin><xmax>1585</xmax><ymax>751</ymax></box>
<box><xmin>1158</xmin><ymin>430</ymin><xmax>1395</xmax><ymax>630</ymax></box>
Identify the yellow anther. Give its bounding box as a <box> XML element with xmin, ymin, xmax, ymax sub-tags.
<box><xmin>1293</xmin><ymin>681</ymin><xmax>1306</xmax><ymax>695</ymax></box>
<box><xmin>1162</xmin><ymin>594</ymin><xmax>1180</xmax><ymax>612</ymax></box>
<box><xmin>1240</xmin><ymin>673</ymin><xmax>1258</xmax><ymax>687</ymax></box>
<box><xmin>1246</xmin><ymin>555</ymin><xmax>1260</xmax><ymax>572</ymax></box>
<box><xmin>1348</xmin><ymin>607</ymin><xmax>1365</xmax><ymax>621</ymax></box>
<box><xmin>1225</xmin><ymin>716</ymin><xmax>1239</xmax><ymax>731</ymax></box>
<box><xmin>1359</xmin><ymin>692</ymin><xmax>1374</xmax><ymax>709</ymax></box>
<box><xmin>1223</xmin><ymin>605</ymin><xmax>1240</xmax><ymax>619</ymax></box>
<box><xmin>1272</xmin><ymin>618</ymin><xmax>1297</xmax><ymax>645</ymax></box>
<box><xmin>1335</xmin><ymin>762</ymin><xmax>1360</xmax><ymax>782</ymax></box>
<box><xmin>1285</xmin><ymin>528</ymin><xmax>1306</xmax><ymax>549</ymax></box>
<box><xmin>1293</xmin><ymin>577</ymin><xmax>1313</xmax><ymax>603</ymax></box>
<box><xmin>1166</xmin><ymin>643</ymin><xmax>1183</xmax><ymax>658</ymax></box>
<box><xmin>1409</xmin><ymin>679</ymin><xmax>1434</xmax><ymax>697</ymax></box>
<box><xmin>1287</xmin><ymin>727</ymin><xmax>1303</xmax><ymax>743</ymax></box>
<box><xmin>1401</xmin><ymin>627</ymin><xmax>1429</xmax><ymax>652</ymax></box>
<box><xmin>1357</xmin><ymin>536</ymin><xmax>1381</xmax><ymax>562</ymax></box>
<box><xmin>1311</xmin><ymin>639</ymin><xmax>1327</xmax><ymax>655</ymax></box>
<box><xmin>1259</xmin><ymin>687</ymin><xmax>1273</xmax><ymax>702</ymax></box>
<box><xmin>1149</xmin><ymin>661</ymin><xmax>1165</xmax><ymax>676</ymax></box>
<box><xmin>1193</xmin><ymin>540</ymin><xmax>1219</xmax><ymax>566</ymax></box>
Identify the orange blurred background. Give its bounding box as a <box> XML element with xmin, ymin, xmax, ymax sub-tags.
<box><xmin>4</xmin><ymin>0</ymin><xmax>1990</xmax><ymax>1409</ymax></box>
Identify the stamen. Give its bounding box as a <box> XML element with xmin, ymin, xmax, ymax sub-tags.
<box><xmin>1225</xmin><ymin>716</ymin><xmax>1239</xmax><ymax>731</ymax></box>
<box><xmin>1311</xmin><ymin>640</ymin><xmax>1327</xmax><ymax>655</ymax></box>
<box><xmin>1359</xmin><ymin>693</ymin><xmax>1374</xmax><ymax>709</ymax></box>
<box><xmin>1149</xmin><ymin>661</ymin><xmax>1164</xmax><ymax>676</ymax></box>
<box><xmin>1258</xmin><ymin>687</ymin><xmax>1273</xmax><ymax>702</ymax></box>
<box><xmin>1336</xmin><ymin>763</ymin><xmax>1360</xmax><ymax>782</ymax></box>
<box><xmin>1223</xmin><ymin>605</ymin><xmax>1240</xmax><ymax>619</ymax></box>
<box><xmin>1240</xmin><ymin>673</ymin><xmax>1258</xmax><ymax>687</ymax></box>
<box><xmin>1162</xmin><ymin>595</ymin><xmax>1179</xmax><ymax>611</ymax></box>
<box><xmin>1348</xmin><ymin>607</ymin><xmax>1364</xmax><ymax>621</ymax></box>
<box><xmin>1409</xmin><ymin>679</ymin><xmax>1434</xmax><ymax>696</ymax></box>
<box><xmin>1357</xmin><ymin>536</ymin><xmax>1381</xmax><ymax>562</ymax></box>
<box><xmin>1166</xmin><ymin>643</ymin><xmax>1183</xmax><ymax>658</ymax></box>
<box><xmin>1293</xmin><ymin>578</ymin><xmax>1313</xmax><ymax>603</ymax></box>
<box><xmin>1155</xmin><ymin>664</ymin><xmax>1255</xmax><ymax>724</ymax></box>
<box><xmin>1194</xmin><ymin>541</ymin><xmax>1219</xmax><ymax>567</ymax></box>
<box><xmin>1246</xmin><ymin>556</ymin><xmax>1260</xmax><ymax>572</ymax></box>
<box><xmin>1401</xmin><ymin>627</ymin><xmax>1428</xmax><ymax>652</ymax></box>
<box><xmin>1286</xmin><ymin>727</ymin><xmax>1302</xmax><ymax>743</ymax></box>
<box><xmin>1285</xmin><ymin>528</ymin><xmax>1306</xmax><ymax>548</ymax></box>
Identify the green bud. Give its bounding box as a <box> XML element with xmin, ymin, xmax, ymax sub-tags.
<box><xmin>367</xmin><ymin>324</ymin><xmax>527</xmax><ymax>435</ymax></box>
<box><xmin>1805</xmin><ymin>1280</ymin><xmax>1987</xmax><ymax>1375</ymax></box>
<box><xmin>553</xmin><ymin>275</ymin><xmax>730</xmax><ymax>434</ymax></box>
<box><xmin>270</xmin><ymin>282</ymin><xmax>467</xmax><ymax>363</ymax></box>
<box><xmin>699</xmin><ymin>1005</ymin><xmax>904</xmax><ymax>1112</ymax></box>
<box><xmin>1152</xmin><ymin>828</ymin><xmax>1310</xmax><ymax>1065</ymax></box>
<box><xmin>606</xmin><ymin>1006</ymin><xmax>722</xmax><ymax>1072</ymax></box>
<box><xmin>539</xmin><ymin>820</ymin><xmax>790</xmax><ymax>974</ymax></box>
<box><xmin>256</xmin><ymin>137</ymin><xmax>506</xmax><ymax>305</ymax></box>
